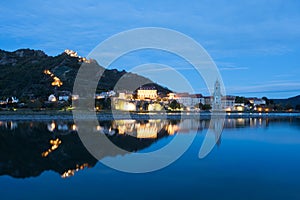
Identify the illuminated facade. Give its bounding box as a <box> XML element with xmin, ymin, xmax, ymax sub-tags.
<box><xmin>48</xmin><ymin>94</ymin><xmax>57</xmax><ymax>102</ymax></box>
<box><xmin>113</xmin><ymin>99</ymin><xmax>136</xmax><ymax>111</ymax></box>
<box><xmin>248</xmin><ymin>98</ymin><xmax>266</xmax><ymax>106</ymax></box>
<box><xmin>137</xmin><ymin>89</ymin><xmax>157</xmax><ymax>100</ymax></box>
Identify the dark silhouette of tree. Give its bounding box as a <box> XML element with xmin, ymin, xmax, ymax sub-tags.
<box><xmin>169</xmin><ymin>100</ymin><xmax>181</xmax><ymax>110</ymax></box>
<box><xmin>202</xmin><ymin>104</ymin><xmax>212</xmax><ymax>111</ymax></box>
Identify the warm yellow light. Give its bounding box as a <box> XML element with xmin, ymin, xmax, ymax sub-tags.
<box><xmin>42</xmin><ymin>151</ymin><xmax>49</xmax><ymax>157</ymax></box>
<box><xmin>61</xmin><ymin>170</ymin><xmax>75</xmax><ymax>178</ymax></box>
<box><xmin>225</xmin><ymin>107</ymin><xmax>231</xmax><ymax>112</ymax></box>
<box><xmin>44</xmin><ymin>69</ymin><xmax>51</xmax><ymax>75</ymax></box>
<box><xmin>72</xmin><ymin>124</ymin><xmax>77</xmax><ymax>131</ymax></box>
<box><xmin>96</xmin><ymin>125</ymin><xmax>101</xmax><ymax>131</ymax></box>
<box><xmin>61</xmin><ymin>163</ymin><xmax>89</xmax><ymax>179</ymax></box>
<box><xmin>44</xmin><ymin>69</ymin><xmax>63</xmax><ymax>87</ymax></box>
<box><xmin>51</xmin><ymin>77</ymin><xmax>63</xmax><ymax>87</ymax></box>
<box><xmin>50</xmin><ymin>96</ymin><xmax>57</xmax><ymax>102</ymax></box>
<box><xmin>72</xmin><ymin>95</ymin><xmax>79</xmax><ymax>100</ymax></box>
<box><xmin>48</xmin><ymin>122</ymin><xmax>56</xmax><ymax>131</ymax></box>
<box><xmin>41</xmin><ymin>138</ymin><xmax>62</xmax><ymax>157</ymax></box>
<box><xmin>166</xmin><ymin>124</ymin><xmax>179</xmax><ymax>135</ymax></box>
<box><xmin>236</xmin><ymin>106</ymin><xmax>244</xmax><ymax>112</ymax></box>
<box><xmin>136</xmin><ymin>124</ymin><xmax>157</xmax><ymax>138</ymax></box>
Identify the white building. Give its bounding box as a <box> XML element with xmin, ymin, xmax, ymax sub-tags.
<box><xmin>248</xmin><ymin>98</ymin><xmax>266</xmax><ymax>106</ymax></box>
<box><xmin>48</xmin><ymin>94</ymin><xmax>57</xmax><ymax>102</ymax></box>
<box><xmin>64</xmin><ymin>49</ymin><xmax>78</xmax><ymax>57</ymax></box>
<box><xmin>6</xmin><ymin>97</ymin><xmax>19</xmax><ymax>104</ymax></box>
<box><xmin>175</xmin><ymin>93</ymin><xmax>192</xmax><ymax>108</ymax></box>
<box><xmin>59</xmin><ymin>95</ymin><xmax>69</xmax><ymax>101</ymax></box>
<box><xmin>222</xmin><ymin>96</ymin><xmax>236</xmax><ymax>111</ymax></box>
<box><xmin>171</xmin><ymin>93</ymin><xmax>204</xmax><ymax>109</ymax></box>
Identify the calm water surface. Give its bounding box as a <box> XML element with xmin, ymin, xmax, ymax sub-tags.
<box><xmin>0</xmin><ymin>117</ymin><xmax>300</xmax><ymax>200</ymax></box>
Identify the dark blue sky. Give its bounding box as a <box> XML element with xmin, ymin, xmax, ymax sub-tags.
<box><xmin>1</xmin><ymin>0</ymin><xmax>300</xmax><ymax>98</ymax></box>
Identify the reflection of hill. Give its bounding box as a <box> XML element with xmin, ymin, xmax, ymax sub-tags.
<box><xmin>0</xmin><ymin>122</ymin><xmax>170</xmax><ymax>179</ymax></box>
<box><xmin>1</xmin><ymin>118</ymin><xmax>296</xmax><ymax>179</ymax></box>
<box><xmin>0</xmin><ymin>123</ymin><xmax>97</xmax><ymax>178</ymax></box>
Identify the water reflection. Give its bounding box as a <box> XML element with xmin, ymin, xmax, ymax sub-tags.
<box><xmin>0</xmin><ymin>117</ymin><xmax>299</xmax><ymax>179</ymax></box>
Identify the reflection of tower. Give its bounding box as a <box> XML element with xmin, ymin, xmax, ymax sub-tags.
<box><xmin>212</xmin><ymin>117</ymin><xmax>223</xmax><ymax>146</ymax></box>
<box><xmin>211</xmin><ymin>117</ymin><xmax>225</xmax><ymax>146</ymax></box>
<box><xmin>213</xmin><ymin>80</ymin><xmax>222</xmax><ymax>110</ymax></box>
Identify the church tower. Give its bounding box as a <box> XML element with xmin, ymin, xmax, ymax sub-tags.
<box><xmin>213</xmin><ymin>80</ymin><xmax>222</xmax><ymax>110</ymax></box>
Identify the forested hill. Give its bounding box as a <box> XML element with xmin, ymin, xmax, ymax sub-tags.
<box><xmin>0</xmin><ymin>49</ymin><xmax>170</xmax><ymax>100</ymax></box>
<box><xmin>272</xmin><ymin>95</ymin><xmax>300</xmax><ymax>108</ymax></box>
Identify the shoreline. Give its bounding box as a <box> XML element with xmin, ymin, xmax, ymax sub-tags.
<box><xmin>0</xmin><ymin>110</ymin><xmax>299</xmax><ymax>121</ymax></box>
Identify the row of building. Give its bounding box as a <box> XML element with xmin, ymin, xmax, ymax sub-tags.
<box><xmin>3</xmin><ymin>80</ymin><xmax>267</xmax><ymax>112</ymax></box>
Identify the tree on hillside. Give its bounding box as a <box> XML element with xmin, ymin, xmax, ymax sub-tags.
<box><xmin>235</xmin><ymin>96</ymin><xmax>251</xmax><ymax>105</ymax></box>
<box><xmin>169</xmin><ymin>100</ymin><xmax>181</xmax><ymax>110</ymax></box>
<box><xmin>284</xmin><ymin>103</ymin><xmax>294</xmax><ymax>111</ymax></box>
<box><xmin>262</xmin><ymin>97</ymin><xmax>270</xmax><ymax>105</ymax></box>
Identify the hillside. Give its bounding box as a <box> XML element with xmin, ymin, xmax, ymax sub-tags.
<box><xmin>0</xmin><ymin>49</ymin><xmax>171</xmax><ymax>100</ymax></box>
<box><xmin>272</xmin><ymin>95</ymin><xmax>300</xmax><ymax>108</ymax></box>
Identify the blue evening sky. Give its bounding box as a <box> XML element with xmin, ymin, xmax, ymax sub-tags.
<box><xmin>0</xmin><ymin>0</ymin><xmax>300</xmax><ymax>98</ymax></box>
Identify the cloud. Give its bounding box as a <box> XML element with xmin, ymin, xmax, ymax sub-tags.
<box><xmin>226</xmin><ymin>81</ymin><xmax>300</xmax><ymax>97</ymax></box>
<box><xmin>215</xmin><ymin>61</ymin><xmax>248</xmax><ymax>71</ymax></box>
<box><xmin>1</xmin><ymin>0</ymin><xmax>300</xmax><ymax>98</ymax></box>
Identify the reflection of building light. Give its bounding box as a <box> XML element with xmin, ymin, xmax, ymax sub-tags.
<box><xmin>61</xmin><ymin>163</ymin><xmax>89</xmax><ymax>179</ymax></box>
<box><xmin>50</xmin><ymin>139</ymin><xmax>61</xmax><ymax>150</ymax></box>
<box><xmin>96</xmin><ymin>125</ymin><xmax>101</xmax><ymax>131</ymax></box>
<box><xmin>118</xmin><ymin>126</ymin><xmax>126</xmax><ymax>134</ymax></box>
<box><xmin>42</xmin><ymin>138</ymin><xmax>62</xmax><ymax>157</ymax></box>
<box><xmin>237</xmin><ymin>118</ymin><xmax>245</xmax><ymax>124</ymax></box>
<box><xmin>72</xmin><ymin>124</ymin><xmax>77</xmax><ymax>131</ymax></box>
<box><xmin>136</xmin><ymin>124</ymin><xmax>157</xmax><ymax>138</ymax></box>
<box><xmin>61</xmin><ymin>170</ymin><xmax>75</xmax><ymax>178</ymax></box>
<box><xmin>166</xmin><ymin>124</ymin><xmax>179</xmax><ymax>135</ymax></box>
<box><xmin>72</xmin><ymin>95</ymin><xmax>79</xmax><ymax>100</ymax></box>
<box><xmin>47</xmin><ymin>122</ymin><xmax>56</xmax><ymax>132</ymax></box>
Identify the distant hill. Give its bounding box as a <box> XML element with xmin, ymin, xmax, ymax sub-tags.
<box><xmin>0</xmin><ymin>49</ymin><xmax>171</xmax><ymax>100</ymax></box>
<box><xmin>272</xmin><ymin>95</ymin><xmax>300</xmax><ymax>107</ymax></box>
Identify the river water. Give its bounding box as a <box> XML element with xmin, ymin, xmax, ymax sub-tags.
<box><xmin>0</xmin><ymin>117</ymin><xmax>300</xmax><ymax>200</ymax></box>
